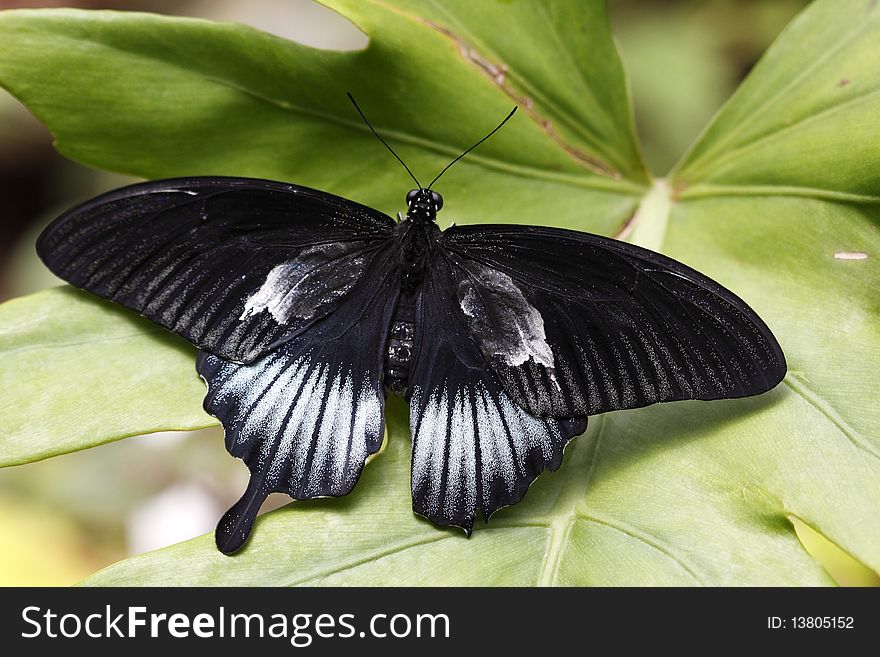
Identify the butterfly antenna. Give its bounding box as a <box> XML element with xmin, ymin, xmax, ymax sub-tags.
<box><xmin>347</xmin><ymin>92</ymin><xmax>421</xmax><ymax>189</ymax></box>
<box><xmin>427</xmin><ymin>106</ymin><xmax>517</xmax><ymax>190</ymax></box>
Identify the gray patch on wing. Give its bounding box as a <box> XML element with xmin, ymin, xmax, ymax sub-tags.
<box><xmin>456</xmin><ymin>260</ymin><xmax>555</xmax><ymax>369</ymax></box>
<box><xmin>241</xmin><ymin>244</ymin><xmax>369</xmax><ymax>324</ymax></box>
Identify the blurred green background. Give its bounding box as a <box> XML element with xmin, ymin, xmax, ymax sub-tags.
<box><xmin>0</xmin><ymin>0</ymin><xmax>875</xmax><ymax>586</ymax></box>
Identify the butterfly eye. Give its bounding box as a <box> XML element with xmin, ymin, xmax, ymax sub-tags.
<box><xmin>406</xmin><ymin>189</ymin><xmax>420</xmax><ymax>205</ymax></box>
<box><xmin>430</xmin><ymin>191</ymin><xmax>444</xmax><ymax>210</ymax></box>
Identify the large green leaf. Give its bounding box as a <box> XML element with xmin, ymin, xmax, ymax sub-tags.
<box><xmin>0</xmin><ymin>288</ymin><xmax>213</xmax><ymax>467</ymax></box>
<box><xmin>658</xmin><ymin>0</ymin><xmax>880</xmax><ymax>577</ymax></box>
<box><xmin>671</xmin><ymin>0</ymin><xmax>880</xmax><ymax>199</ymax></box>
<box><xmin>0</xmin><ymin>0</ymin><xmax>878</xmax><ymax>585</ymax></box>
<box><xmin>0</xmin><ymin>2</ymin><xmax>645</xmax><ymax>213</ymax></box>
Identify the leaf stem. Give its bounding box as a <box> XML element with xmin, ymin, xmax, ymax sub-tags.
<box><xmin>624</xmin><ymin>178</ymin><xmax>673</xmax><ymax>251</ymax></box>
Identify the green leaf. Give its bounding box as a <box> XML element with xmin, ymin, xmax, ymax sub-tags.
<box><xmin>657</xmin><ymin>194</ymin><xmax>880</xmax><ymax>578</ymax></box>
<box><xmin>665</xmin><ymin>0</ymin><xmax>880</xmax><ymax>577</ymax></box>
<box><xmin>0</xmin><ymin>288</ymin><xmax>214</xmax><ymax>466</ymax></box>
<box><xmin>0</xmin><ymin>2</ymin><xmax>645</xmax><ymax>216</ymax></box>
<box><xmin>361</xmin><ymin>0</ymin><xmax>649</xmax><ymax>182</ymax></box>
<box><xmin>672</xmin><ymin>0</ymin><xmax>880</xmax><ymax>200</ymax></box>
<box><xmin>1</xmin><ymin>0</ymin><xmax>879</xmax><ymax>585</ymax></box>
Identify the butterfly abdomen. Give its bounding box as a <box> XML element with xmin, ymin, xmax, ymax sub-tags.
<box><xmin>384</xmin><ymin>293</ymin><xmax>417</xmax><ymax>394</ymax></box>
<box><xmin>385</xmin><ymin>319</ymin><xmax>414</xmax><ymax>394</ymax></box>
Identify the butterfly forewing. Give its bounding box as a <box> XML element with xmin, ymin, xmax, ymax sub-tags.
<box><xmin>442</xmin><ymin>224</ymin><xmax>787</xmax><ymax>419</ymax></box>
<box><xmin>36</xmin><ymin>177</ymin><xmax>396</xmax><ymax>363</ymax></box>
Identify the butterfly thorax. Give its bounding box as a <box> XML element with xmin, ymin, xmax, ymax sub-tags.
<box><xmin>397</xmin><ymin>210</ymin><xmax>440</xmax><ymax>293</ymax></box>
<box><xmin>398</xmin><ymin>188</ymin><xmax>442</xmax><ymax>290</ymax></box>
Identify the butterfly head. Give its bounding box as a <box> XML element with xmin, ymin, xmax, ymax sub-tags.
<box><xmin>405</xmin><ymin>188</ymin><xmax>443</xmax><ymax>223</ymax></box>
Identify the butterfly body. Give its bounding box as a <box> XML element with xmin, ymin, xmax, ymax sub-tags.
<box><xmin>382</xmin><ymin>188</ymin><xmax>444</xmax><ymax>394</ymax></box>
<box><xmin>37</xmin><ymin>175</ymin><xmax>786</xmax><ymax>554</ymax></box>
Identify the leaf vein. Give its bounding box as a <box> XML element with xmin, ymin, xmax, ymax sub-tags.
<box><xmin>575</xmin><ymin>513</ymin><xmax>706</xmax><ymax>585</ymax></box>
<box><xmin>690</xmin><ymin>87</ymin><xmax>880</xmax><ymax>177</ymax></box>
<box><xmin>281</xmin><ymin>533</ymin><xmax>453</xmax><ymax>585</ymax></box>
<box><xmin>0</xmin><ymin>328</ymin><xmax>171</xmax><ymax>356</ymax></box>
<box><xmin>679</xmin><ymin>184</ymin><xmax>880</xmax><ymax>204</ymax></box>
<box><xmin>784</xmin><ymin>375</ymin><xmax>880</xmax><ymax>462</ymax></box>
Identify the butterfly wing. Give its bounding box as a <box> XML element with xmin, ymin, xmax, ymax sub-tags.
<box><xmin>408</xmin><ymin>255</ymin><xmax>587</xmax><ymax>533</ymax></box>
<box><xmin>199</xmin><ymin>243</ymin><xmax>399</xmax><ymax>553</ymax></box>
<box><xmin>442</xmin><ymin>224</ymin><xmax>787</xmax><ymax>418</ymax></box>
<box><xmin>37</xmin><ymin>176</ymin><xmax>396</xmax><ymax>363</ymax></box>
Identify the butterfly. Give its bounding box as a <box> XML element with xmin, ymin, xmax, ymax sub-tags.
<box><xmin>36</xmin><ymin>96</ymin><xmax>786</xmax><ymax>554</ymax></box>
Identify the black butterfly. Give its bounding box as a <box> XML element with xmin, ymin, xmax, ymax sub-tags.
<box><xmin>36</xmin><ymin>98</ymin><xmax>786</xmax><ymax>554</ymax></box>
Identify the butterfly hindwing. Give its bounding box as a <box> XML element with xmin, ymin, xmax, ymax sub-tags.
<box><xmin>443</xmin><ymin>225</ymin><xmax>787</xmax><ymax>418</ymax></box>
<box><xmin>36</xmin><ymin>176</ymin><xmax>396</xmax><ymax>363</ymax></box>
<box><xmin>199</xmin><ymin>245</ymin><xmax>399</xmax><ymax>553</ymax></box>
<box><xmin>408</xmin><ymin>256</ymin><xmax>587</xmax><ymax>532</ymax></box>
